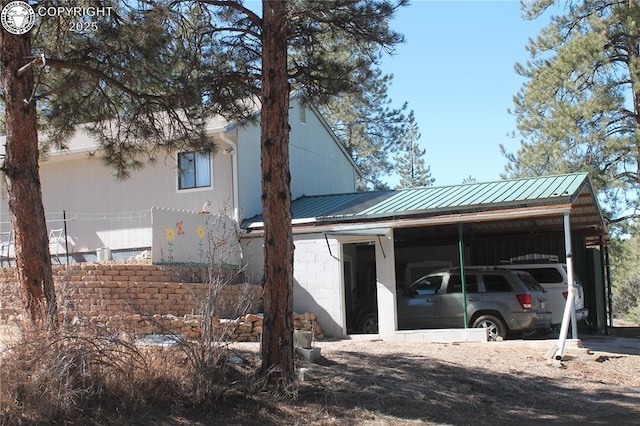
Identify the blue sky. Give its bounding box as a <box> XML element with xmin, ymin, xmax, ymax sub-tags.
<box><xmin>381</xmin><ymin>0</ymin><xmax>553</xmax><ymax>186</ymax></box>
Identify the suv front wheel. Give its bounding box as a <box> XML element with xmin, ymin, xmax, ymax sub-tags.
<box><xmin>472</xmin><ymin>315</ymin><xmax>506</xmax><ymax>341</ymax></box>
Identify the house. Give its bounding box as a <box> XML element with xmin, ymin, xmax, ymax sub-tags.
<box><xmin>240</xmin><ymin>173</ymin><xmax>610</xmax><ymax>340</ymax></box>
<box><xmin>0</xmin><ymin>98</ymin><xmax>360</xmax><ymax>260</ymax></box>
<box><xmin>0</xmin><ymin>103</ymin><xmax>612</xmax><ymax>344</ymax></box>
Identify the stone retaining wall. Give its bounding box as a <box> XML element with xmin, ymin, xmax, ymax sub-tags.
<box><xmin>102</xmin><ymin>312</ymin><xmax>323</xmax><ymax>342</ymax></box>
<box><xmin>0</xmin><ymin>263</ymin><xmax>261</xmax><ymax>322</ymax></box>
<box><xmin>0</xmin><ymin>264</ymin><xmax>324</xmax><ymax>340</ymax></box>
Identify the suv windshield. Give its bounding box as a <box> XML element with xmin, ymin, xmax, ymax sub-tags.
<box><xmin>514</xmin><ymin>271</ymin><xmax>545</xmax><ymax>292</ymax></box>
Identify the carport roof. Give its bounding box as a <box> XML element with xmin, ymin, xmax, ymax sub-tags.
<box><xmin>243</xmin><ymin>172</ymin><xmax>608</xmax><ymax>240</ymax></box>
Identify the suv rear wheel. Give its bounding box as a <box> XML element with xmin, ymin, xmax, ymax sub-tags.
<box><xmin>359</xmin><ymin>313</ymin><xmax>379</xmax><ymax>334</ymax></box>
<box><xmin>472</xmin><ymin>315</ymin><xmax>506</xmax><ymax>341</ymax></box>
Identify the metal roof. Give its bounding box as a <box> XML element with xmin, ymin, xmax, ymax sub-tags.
<box><xmin>243</xmin><ymin>172</ymin><xmax>608</xmax><ymax>239</ymax></box>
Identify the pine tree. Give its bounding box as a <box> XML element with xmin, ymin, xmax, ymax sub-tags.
<box><xmin>1</xmin><ymin>22</ymin><xmax>56</xmax><ymax>323</ymax></box>
<box><xmin>319</xmin><ymin>69</ymin><xmax>409</xmax><ymax>190</ymax></box>
<box><xmin>394</xmin><ymin>112</ymin><xmax>434</xmax><ymax>189</ymax></box>
<box><xmin>503</xmin><ymin>0</ymin><xmax>640</xmax><ymax>227</ymax></box>
<box><xmin>1</xmin><ymin>0</ymin><xmax>409</xmax><ymax>381</ymax></box>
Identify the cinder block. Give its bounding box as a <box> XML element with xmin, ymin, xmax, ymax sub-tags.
<box><xmin>294</xmin><ymin>330</ymin><xmax>313</xmax><ymax>349</ymax></box>
<box><xmin>296</xmin><ymin>346</ymin><xmax>321</xmax><ymax>362</ymax></box>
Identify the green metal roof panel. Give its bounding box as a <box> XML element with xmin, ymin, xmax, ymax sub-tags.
<box><xmin>290</xmin><ymin>191</ymin><xmax>394</xmax><ymax>218</ymax></box>
<box><xmin>375</xmin><ymin>173</ymin><xmax>588</xmax><ymax>215</ymax></box>
<box><xmin>242</xmin><ymin>172</ymin><xmax>592</xmax><ymax>228</ymax></box>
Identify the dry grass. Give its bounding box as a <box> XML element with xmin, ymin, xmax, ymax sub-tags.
<box><xmin>0</xmin><ymin>321</ymin><xmax>260</xmax><ymax>425</ymax></box>
<box><xmin>2</xmin><ymin>324</ymin><xmax>639</xmax><ymax>425</ymax></box>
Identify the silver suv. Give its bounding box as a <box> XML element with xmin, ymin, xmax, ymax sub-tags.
<box><xmin>394</xmin><ymin>267</ymin><xmax>552</xmax><ymax>340</ymax></box>
<box><xmin>500</xmin><ymin>262</ymin><xmax>588</xmax><ymax>329</ymax></box>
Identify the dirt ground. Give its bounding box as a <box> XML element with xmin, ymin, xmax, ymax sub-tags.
<box><xmin>203</xmin><ymin>326</ymin><xmax>640</xmax><ymax>426</ymax></box>
<box><xmin>2</xmin><ymin>324</ymin><xmax>640</xmax><ymax>425</ymax></box>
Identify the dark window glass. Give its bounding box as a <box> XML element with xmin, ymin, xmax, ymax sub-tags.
<box><xmin>518</xmin><ymin>268</ymin><xmax>563</xmax><ymax>284</ymax></box>
<box><xmin>409</xmin><ymin>275</ymin><xmax>443</xmax><ymax>295</ymax></box>
<box><xmin>447</xmin><ymin>274</ymin><xmax>479</xmax><ymax>293</ymax></box>
<box><xmin>483</xmin><ymin>275</ymin><xmax>513</xmax><ymax>292</ymax></box>
<box><xmin>515</xmin><ymin>272</ymin><xmax>545</xmax><ymax>292</ymax></box>
<box><xmin>178</xmin><ymin>151</ymin><xmax>211</xmax><ymax>189</ymax></box>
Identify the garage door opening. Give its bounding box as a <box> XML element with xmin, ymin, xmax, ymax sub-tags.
<box><xmin>343</xmin><ymin>242</ymin><xmax>378</xmax><ymax>333</ymax></box>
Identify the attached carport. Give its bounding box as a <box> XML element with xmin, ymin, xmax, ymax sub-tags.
<box><xmin>242</xmin><ymin>172</ymin><xmax>609</xmax><ymax>344</ymax></box>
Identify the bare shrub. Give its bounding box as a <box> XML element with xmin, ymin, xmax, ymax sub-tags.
<box><xmin>171</xmin><ymin>212</ymin><xmax>260</xmax><ymax>404</ymax></box>
<box><xmin>1</xmin><ymin>322</ymin><xmax>141</xmax><ymax>422</ymax></box>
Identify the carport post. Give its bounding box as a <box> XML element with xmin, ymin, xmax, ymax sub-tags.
<box><xmin>458</xmin><ymin>223</ymin><xmax>468</xmax><ymax>328</ymax></box>
<box><xmin>554</xmin><ymin>213</ymin><xmax>578</xmax><ymax>360</ymax></box>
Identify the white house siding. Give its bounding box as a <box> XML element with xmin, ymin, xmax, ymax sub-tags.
<box><xmin>8</xmin><ymin>147</ymin><xmax>234</xmax><ymax>253</ymax></box>
<box><xmin>288</xmin><ymin>103</ymin><xmax>357</xmax><ymax>202</ymax></box>
<box><xmin>235</xmin><ymin>100</ymin><xmax>358</xmax><ymax>221</ymax></box>
<box><xmin>234</xmin><ymin>122</ymin><xmax>262</xmax><ymax>221</ymax></box>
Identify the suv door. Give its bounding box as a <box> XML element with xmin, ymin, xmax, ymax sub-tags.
<box><xmin>439</xmin><ymin>273</ymin><xmax>480</xmax><ymax>328</ymax></box>
<box><xmin>397</xmin><ymin>274</ymin><xmax>443</xmax><ymax>330</ymax></box>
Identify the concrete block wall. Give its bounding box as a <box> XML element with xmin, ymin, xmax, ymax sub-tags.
<box><xmin>243</xmin><ymin>233</ymin><xmax>345</xmax><ymax>337</ymax></box>
<box><xmin>292</xmin><ymin>234</ymin><xmax>344</xmax><ymax>337</ymax></box>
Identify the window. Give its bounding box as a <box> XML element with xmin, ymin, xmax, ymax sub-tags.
<box><xmin>514</xmin><ymin>271</ymin><xmax>546</xmax><ymax>292</ymax></box>
<box><xmin>483</xmin><ymin>275</ymin><xmax>513</xmax><ymax>293</ymax></box>
<box><xmin>407</xmin><ymin>275</ymin><xmax>443</xmax><ymax>296</ymax></box>
<box><xmin>447</xmin><ymin>274</ymin><xmax>479</xmax><ymax>293</ymax></box>
<box><xmin>520</xmin><ymin>267</ymin><xmax>563</xmax><ymax>284</ymax></box>
<box><xmin>178</xmin><ymin>151</ymin><xmax>211</xmax><ymax>190</ymax></box>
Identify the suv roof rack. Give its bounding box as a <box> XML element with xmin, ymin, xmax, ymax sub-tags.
<box><xmin>500</xmin><ymin>259</ymin><xmax>560</xmax><ymax>265</ymax></box>
<box><xmin>452</xmin><ymin>266</ymin><xmax>506</xmax><ymax>271</ymax></box>
<box><xmin>500</xmin><ymin>254</ymin><xmax>560</xmax><ymax>265</ymax></box>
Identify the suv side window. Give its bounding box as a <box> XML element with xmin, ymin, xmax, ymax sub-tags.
<box><xmin>447</xmin><ymin>274</ymin><xmax>479</xmax><ymax>293</ymax></box>
<box><xmin>409</xmin><ymin>276</ymin><xmax>443</xmax><ymax>296</ymax></box>
<box><xmin>483</xmin><ymin>274</ymin><xmax>513</xmax><ymax>292</ymax></box>
<box><xmin>520</xmin><ymin>267</ymin><xmax>563</xmax><ymax>284</ymax></box>
<box><xmin>514</xmin><ymin>271</ymin><xmax>545</xmax><ymax>292</ymax></box>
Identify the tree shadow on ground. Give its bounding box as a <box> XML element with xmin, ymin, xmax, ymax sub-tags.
<box><xmin>286</xmin><ymin>350</ymin><xmax>640</xmax><ymax>425</ymax></box>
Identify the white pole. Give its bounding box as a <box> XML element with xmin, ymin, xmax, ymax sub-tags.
<box><xmin>554</xmin><ymin>213</ymin><xmax>577</xmax><ymax>360</ymax></box>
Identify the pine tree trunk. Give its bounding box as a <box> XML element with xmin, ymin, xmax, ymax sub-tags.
<box><xmin>260</xmin><ymin>0</ymin><xmax>294</xmax><ymax>381</ymax></box>
<box><xmin>0</xmin><ymin>27</ymin><xmax>57</xmax><ymax>324</ymax></box>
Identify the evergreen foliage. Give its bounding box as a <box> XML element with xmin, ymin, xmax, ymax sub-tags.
<box><xmin>609</xmin><ymin>222</ymin><xmax>640</xmax><ymax>321</ymax></box>
<box><xmin>23</xmin><ymin>0</ymin><xmax>411</xmax><ymax>182</ymax></box>
<box><xmin>503</xmin><ymin>0</ymin><xmax>640</xmax><ymax>227</ymax></box>
<box><xmin>394</xmin><ymin>112</ymin><xmax>434</xmax><ymax>189</ymax></box>
<box><xmin>318</xmin><ymin>69</ymin><xmax>409</xmax><ymax>190</ymax></box>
